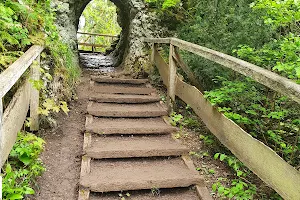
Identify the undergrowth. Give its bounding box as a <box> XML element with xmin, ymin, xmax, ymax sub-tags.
<box><xmin>0</xmin><ymin>0</ymin><xmax>81</xmax><ymax>102</ymax></box>
<box><xmin>2</xmin><ymin>131</ymin><xmax>45</xmax><ymax>200</ymax></box>
<box><xmin>167</xmin><ymin>100</ymin><xmax>281</xmax><ymax>199</ymax></box>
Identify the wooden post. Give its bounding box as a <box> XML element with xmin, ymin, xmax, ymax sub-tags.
<box><xmin>167</xmin><ymin>44</ymin><xmax>177</xmax><ymax>113</ymax></box>
<box><xmin>151</xmin><ymin>43</ymin><xmax>157</xmax><ymax>64</ymax></box>
<box><xmin>30</xmin><ymin>55</ymin><xmax>40</xmax><ymax>131</ymax></box>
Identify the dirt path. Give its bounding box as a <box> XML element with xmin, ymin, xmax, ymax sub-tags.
<box><xmin>35</xmin><ymin>68</ymin><xmax>213</xmax><ymax>200</ymax></box>
<box><xmin>34</xmin><ymin>74</ymin><xmax>90</xmax><ymax>200</ymax></box>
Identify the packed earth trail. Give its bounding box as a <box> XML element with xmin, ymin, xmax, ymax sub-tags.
<box><xmin>35</xmin><ymin>66</ymin><xmax>212</xmax><ymax>200</ymax></box>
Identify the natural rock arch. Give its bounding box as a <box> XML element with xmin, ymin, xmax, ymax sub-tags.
<box><xmin>53</xmin><ymin>0</ymin><xmax>166</xmax><ymax>72</ymax></box>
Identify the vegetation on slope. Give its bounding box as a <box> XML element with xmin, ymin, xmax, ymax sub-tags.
<box><xmin>0</xmin><ymin>0</ymin><xmax>80</xmax><ymax>93</ymax></box>
<box><xmin>146</xmin><ymin>0</ymin><xmax>299</xmax><ymax>199</ymax></box>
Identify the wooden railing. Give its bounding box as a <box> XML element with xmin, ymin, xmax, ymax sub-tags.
<box><xmin>144</xmin><ymin>37</ymin><xmax>300</xmax><ymax>200</ymax></box>
<box><xmin>77</xmin><ymin>32</ymin><xmax>118</xmax><ymax>52</ymax></box>
<box><xmin>0</xmin><ymin>45</ymin><xmax>44</xmax><ymax>168</ymax></box>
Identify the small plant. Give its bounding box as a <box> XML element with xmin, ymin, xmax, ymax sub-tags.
<box><xmin>151</xmin><ymin>187</ymin><xmax>161</xmax><ymax>196</ymax></box>
<box><xmin>199</xmin><ymin>134</ymin><xmax>215</xmax><ymax>145</ymax></box>
<box><xmin>2</xmin><ymin>131</ymin><xmax>45</xmax><ymax>199</ymax></box>
<box><xmin>208</xmin><ymin>169</ymin><xmax>215</xmax><ymax>174</ymax></box>
<box><xmin>169</xmin><ymin>112</ymin><xmax>183</xmax><ymax>127</ymax></box>
<box><xmin>214</xmin><ymin>153</ymin><xmax>247</xmax><ymax>177</ymax></box>
<box><xmin>212</xmin><ymin>180</ymin><xmax>257</xmax><ymax>199</ymax></box>
<box><xmin>118</xmin><ymin>192</ymin><xmax>131</xmax><ymax>200</ymax></box>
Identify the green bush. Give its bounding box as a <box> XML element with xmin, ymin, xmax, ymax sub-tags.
<box><xmin>2</xmin><ymin>131</ymin><xmax>45</xmax><ymax>200</ymax></box>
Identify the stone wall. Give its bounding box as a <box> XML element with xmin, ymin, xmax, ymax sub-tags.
<box><xmin>52</xmin><ymin>0</ymin><xmax>168</xmax><ymax>74</ymax></box>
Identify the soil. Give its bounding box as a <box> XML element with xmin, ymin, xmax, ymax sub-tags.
<box><xmin>34</xmin><ymin>72</ymin><xmax>91</xmax><ymax>200</ymax></box>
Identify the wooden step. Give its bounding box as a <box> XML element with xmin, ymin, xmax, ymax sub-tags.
<box><xmin>85</xmin><ymin>116</ymin><xmax>176</xmax><ymax>135</ymax></box>
<box><xmin>91</xmin><ymin>76</ymin><xmax>148</xmax><ymax>85</ymax></box>
<box><xmin>85</xmin><ymin>135</ymin><xmax>188</xmax><ymax>159</ymax></box>
<box><xmin>89</xmin><ymin>93</ymin><xmax>160</xmax><ymax>104</ymax></box>
<box><xmin>91</xmin><ymin>82</ymin><xmax>155</xmax><ymax>95</ymax></box>
<box><xmin>89</xmin><ymin>188</ymin><xmax>200</xmax><ymax>200</ymax></box>
<box><xmin>80</xmin><ymin>158</ymin><xmax>202</xmax><ymax>193</ymax></box>
<box><xmin>87</xmin><ymin>102</ymin><xmax>167</xmax><ymax>118</ymax></box>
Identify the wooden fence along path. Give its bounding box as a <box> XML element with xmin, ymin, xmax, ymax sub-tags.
<box><xmin>0</xmin><ymin>45</ymin><xmax>43</xmax><ymax>168</ymax></box>
<box><xmin>77</xmin><ymin>32</ymin><xmax>118</xmax><ymax>52</ymax></box>
<box><xmin>144</xmin><ymin>37</ymin><xmax>300</xmax><ymax>200</ymax></box>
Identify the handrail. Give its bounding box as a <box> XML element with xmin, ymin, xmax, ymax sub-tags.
<box><xmin>144</xmin><ymin>37</ymin><xmax>300</xmax><ymax>104</ymax></box>
<box><xmin>1</xmin><ymin>45</ymin><xmax>43</xmax><ymax>167</ymax></box>
<box><xmin>144</xmin><ymin>37</ymin><xmax>300</xmax><ymax>199</ymax></box>
<box><xmin>77</xmin><ymin>32</ymin><xmax>118</xmax><ymax>38</ymax></box>
<box><xmin>0</xmin><ymin>45</ymin><xmax>44</xmax><ymax>99</ymax></box>
<box><xmin>77</xmin><ymin>32</ymin><xmax>118</xmax><ymax>52</ymax></box>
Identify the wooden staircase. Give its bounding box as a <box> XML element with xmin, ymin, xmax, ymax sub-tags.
<box><xmin>79</xmin><ymin>75</ymin><xmax>212</xmax><ymax>199</ymax></box>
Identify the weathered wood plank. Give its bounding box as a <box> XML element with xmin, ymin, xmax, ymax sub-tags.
<box><xmin>1</xmin><ymin>81</ymin><xmax>30</xmax><ymax>167</ymax></box>
<box><xmin>173</xmin><ymin>47</ymin><xmax>204</xmax><ymax>92</ymax></box>
<box><xmin>143</xmin><ymin>37</ymin><xmax>171</xmax><ymax>44</ymax></box>
<box><xmin>153</xmin><ymin>48</ymin><xmax>169</xmax><ymax>87</ymax></box>
<box><xmin>78</xmin><ymin>43</ymin><xmax>108</xmax><ymax>48</ymax></box>
<box><xmin>154</xmin><ymin>51</ymin><xmax>300</xmax><ymax>200</ymax></box>
<box><xmin>30</xmin><ymin>56</ymin><xmax>40</xmax><ymax>131</ymax></box>
<box><xmin>0</xmin><ymin>45</ymin><xmax>43</xmax><ymax>99</ymax></box>
<box><xmin>169</xmin><ymin>38</ymin><xmax>300</xmax><ymax>104</ymax></box>
<box><xmin>144</xmin><ymin>37</ymin><xmax>300</xmax><ymax>104</ymax></box>
<box><xmin>78</xmin><ymin>132</ymin><xmax>92</xmax><ymax>200</ymax></box>
<box><xmin>77</xmin><ymin>32</ymin><xmax>118</xmax><ymax>38</ymax></box>
<box><xmin>167</xmin><ymin>44</ymin><xmax>177</xmax><ymax>113</ymax></box>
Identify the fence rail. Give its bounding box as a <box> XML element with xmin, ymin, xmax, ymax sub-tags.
<box><xmin>144</xmin><ymin>37</ymin><xmax>300</xmax><ymax>200</ymax></box>
<box><xmin>0</xmin><ymin>45</ymin><xmax>43</xmax><ymax>167</ymax></box>
<box><xmin>77</xmin><ymin>32</ymin><xmax>118</xmax><ymax>52</ymax></box>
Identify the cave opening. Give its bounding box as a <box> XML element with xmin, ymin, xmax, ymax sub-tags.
<box><xmin>75</xmin><ymin>0</ymin><xmax>131</xmax><ymax>68</ymax></box>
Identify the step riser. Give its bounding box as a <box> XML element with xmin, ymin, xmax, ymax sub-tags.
<box><xmin>85</xmin><ymin>128</ymin><xmax>173</xmax><ymax>135</ymax></box>
<box><xmin>87</xmin><ymin>102</ymin><xmax>167</xmax><ymax>118</ymax></box>
<box><xmin>91</xmin><ymin>76</ymin><xmax>148</xmax><ymax>85</ymax></box>
<box><xmin>80</xmin><ymin>158</ymin><xmax>202</xmax><ymax>193</ymax></box>
<box><xmin>85</xmin><ymin>149</ymin><xmax>187</xmax><ymax>159</ymax></box>
<box><xmin>90</xmin><ymin>97</ymin><xmax>160</xmax><ymax>104</ymax></box>
<box><xmin>82</xmin><ymin>178</ymin><xmax>200</xmax><ymax>193</ymax></box>
<box><xmin>85</xmin><ymin>116</ymin><xmax>177</xmax><ymax>135</ymax></box>
<box><xmin>88</xmin><ymin>110</ymin><xmax>168</xmax><ymax>118</ymax></box>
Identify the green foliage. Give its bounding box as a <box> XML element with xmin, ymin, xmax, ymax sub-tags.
<box><xmin>251</xmin><ymin>0</ymin><xmax>300</xmax><ymax>32</ymax></box>
<box><xmin>205</xmin><ymin>77</ymin><xmax>300</xmax><ymax>166</ymax></box>
<box><xmin>151</xmin><ymin>0</ymin><xmax>299</xmax><ymax>198</ymax></box>
<box><xmin>145</xmin><ymin>0</ymin><xmax>181</xmax><ymax>9</ymax></box>
<box><xmin>2</xmin><ymin>131</ymin><xmax>45</xmax><ymax>199</ymax></box>
<box><xmin>169</xmin><ymin>112</ymin><xmax>183</xmax><ymax>126</ymax></box>
<box><xmin>78</xmin><ymin>0</ymin><xmax>121</xmax><ymax>52</ymax></box>
<box><xmin>0</xmin><ymin>0</ymin><xmax>80</xmax><ymax>95</ymax></box>
<box><xmin>212</xmin><ymin>180</ymin><xmax>257</xmax><ymax>200</ymax></box>
<box><xmin>213</xmin><ymin>153</ymin><xmax>257</xmax><ymax>199</ymax></box>
<box><xmin>236</xmin><ymin>34</ymin><xmax>300</xmax><ymax>82</ymax></box>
